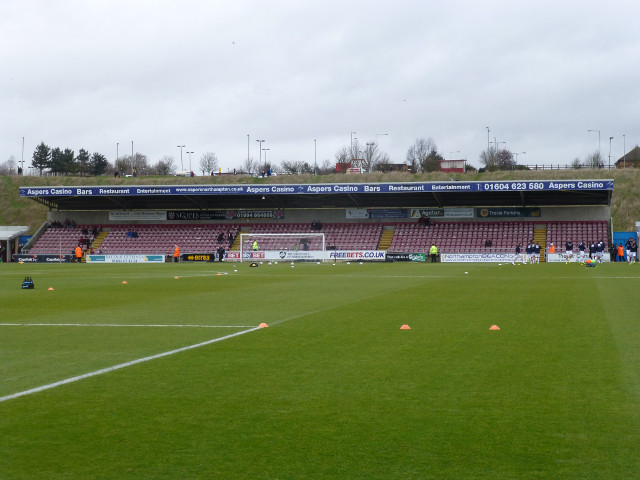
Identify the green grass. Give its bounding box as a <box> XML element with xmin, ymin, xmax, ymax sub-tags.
<box><xmin>1</xmin><ymin>261</ymin><xmax>639</xmax><ymax>479</ymax></box>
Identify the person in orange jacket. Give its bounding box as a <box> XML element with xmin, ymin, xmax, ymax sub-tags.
<box><xmin>173</xmin><ymin>244</ymin><xmax>180</xmax><ymax>263</ymax></box>
<box><xmin>75</xmin><ymin>245</ymin><xmax>83</xmax><ymax>263</ymax></box>
<box><xmin>617</xmin><ymin>244</ymin><xmax>625</xmax><ymax>262</ymax></box>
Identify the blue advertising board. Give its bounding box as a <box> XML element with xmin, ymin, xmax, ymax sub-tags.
<box><xmin>19</xmin><ymin>180</ymin><xmax>614</xmax><ymax>198</ymax></box>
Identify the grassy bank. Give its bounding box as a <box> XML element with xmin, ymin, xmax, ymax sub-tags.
<box><xmin>1</xmin><ymin>169</ymin><xmax>638</xmax><ymax>232</ymax></box>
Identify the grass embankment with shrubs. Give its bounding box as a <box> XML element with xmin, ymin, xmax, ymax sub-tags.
<box><xmin>1</xmin><ymin>169</ymin><xmax>639</xmax><ymax>232</ymax></box>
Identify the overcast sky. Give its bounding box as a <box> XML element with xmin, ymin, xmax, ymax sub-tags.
<box><xmin>2</xmin><ymin>0</ymin><xmax>639</xmax><ymax>174</ymax></box>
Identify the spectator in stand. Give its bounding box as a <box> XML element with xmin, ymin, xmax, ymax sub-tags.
<box><xmin>228</xmin><ymin>232</ymin><xmax>234</xmax><ymax>248</ymax></box>
<box><xmin>217</xmin><ymin>232</ymin><xmax>224</xmax><ymax>244</ymax></box>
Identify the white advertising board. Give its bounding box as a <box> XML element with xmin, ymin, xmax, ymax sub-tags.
<box><xmin>440</xmin><ymin>252</ymin><xmax>514</xmax><ymax>263</ymax></box>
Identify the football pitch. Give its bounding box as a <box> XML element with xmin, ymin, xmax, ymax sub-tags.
<box><xmin>1</xmin><ymin>261</ymin><xmax>639</xmax><ymax>479</ymax></box>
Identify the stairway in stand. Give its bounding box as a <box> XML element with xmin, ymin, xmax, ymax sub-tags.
<box><xmin>83</xmin><ymin>229</ymin><xmax>109</xmax><ymax>262</ymax></box>
<box><xmin>377</xmin><ymin>227</ymin><xmax>394</xmax><ymax>250</ymax></box>
<box><xmin>533</xmin><ymin>225</ymin><xmax>547</xmax><ymax>262</ymax></box>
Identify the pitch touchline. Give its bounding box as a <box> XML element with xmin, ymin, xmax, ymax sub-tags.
<box><xmin>0</xmin><ymin>326</ymin><xmax>262</xmax><ymax>403</ymax></box>
<box><xmin>0</xmin><ymin>323</ymin><xmax>254</xmax><ymax>328</ymax></box>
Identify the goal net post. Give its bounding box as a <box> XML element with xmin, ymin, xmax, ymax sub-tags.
<box><xmin>240</xmin><ymin>233</ymin><xmax>326</xmax><ymax>262</ymax></box>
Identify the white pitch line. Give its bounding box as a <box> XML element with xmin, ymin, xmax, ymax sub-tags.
<box><xmin>0</xmin><ymin>323</ymin><xmax>254</xmax><ymax>328</ymax></box>
<box><xmin>0</xmin><ymin>325</ymin><xmax>262</xmax><ymax>403</ymax></box>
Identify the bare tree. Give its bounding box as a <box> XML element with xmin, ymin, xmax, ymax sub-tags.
<box><xmin>117</xmin><ymin>152</ymin><xmax>149</xmax><ymax>175</ymax></box>
<box><xmin>199</xmin><ymin>152</ymin><xmax>218</xmax><ymax>176</ymax></box>
<box><xmin>281</xmin><ymin>160</ymin><xmax>312</xmax><ymax>174</ymax></box>
<box><xmin>407</xmin><ymin>138</ymin><xmax>441</xmax><ymax>172</ymax></box>
<box><xmin>571</xmin><ymin>157</ymin><xmax>582</xmax><ymax>169</ymax></box>
<box><xmin>154</xmin><ymin>155</ymin><xmax>176</xmax><ymax>175</ymax></box>
<box><xmin>583</xmin><ymin>151</ymin><xmax>603</xmax><ymax>169</ymax></box>
<box><xmin>241</xmin><ymin>157</ymin><xmax>256</xmax><ymax>176</ymax></box>
<box><xmin>0</xmin><ymin>156</ymin><xmax>17</xmax><ymax>175</ymax></box>
<box><xmin>317</xmin><ymin>158</ymin><xmax>335</xmax><ymax>175</ymax></box>
<box><xmin>362</xmin><ymin>142</ymin><xmax>391</xmax><ymax>172</ymax></box>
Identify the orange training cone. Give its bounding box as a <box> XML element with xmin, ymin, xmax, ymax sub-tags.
<box><xmin>400</xmin><ymin>324</ymin><xmax>411</xmax><ymax>330</ymax></box>
<box><xmin>489</xmin><ymin>325</ymin><xmax>500</xmax><ymax>330</ymax></box>
<box><xmin>122</xmin><ymin>281</ymin><xmax>127</xmax><ymax>284</ymax></box>
<box><xmin>48</xmin><ymin>287</ymin><xmax>54</xmax><ymax>291</ymax></box>
<box><xmin>258</xmin><ymin>323</ymin><xmax>269</xmax><ymax>328</ymax></box>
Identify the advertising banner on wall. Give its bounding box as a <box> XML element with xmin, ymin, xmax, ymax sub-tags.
<box><xmin>167</xmin><ymin>210</ymin><xmax>285</xmax><ymax>220</ymax></box>
<box><xmin>346</xmin><ymin>209</ymin><xmax>408</xmax><ymax>219</ymax></box>
<box><xmin>85</xmin><ymin>254</ymin><xmax>165</xmax><ymax>263</ymax></box>
<box><xmin>109</xmin><ymin>211</ymin><xmax>166</xmax><ymax>221</ymax></box>
<box><xmin>181</xmin><ymin>253</ymin><xmax>216</xmax><ymax>262</ymax></box>
<box><xmin>440</xmin><ymin>252</ymin><xmax>514</xmax><ymax>263</ymax></box>
<box><xmin>476</xmin><ymin>208</ymin><xmax>541</xmax><ymax>218</ymax></box>
<box><xmin>21</xmin><ymin>180</ymin><xmax>613</xmax><ymax>199</ymax></box>
<box><xmin>410</xmin><ymin>208</ymin><xmax>474</xmax><ymax>218</ymax></box>
<box><xmin>13</xmin><ymin>254</ymin><xmax>73</xmax><ymax>263</ymax></box>
<box><xmin>546</xmin><ymin>253</ymin><xmax>610</xmax><ymax>263</ymax></box>
<box><xmin>240</xmin><ymin>250</ymin><xmax>386</xmax><ymax>261</ymax></box>
<box><xmin>386</xmin><ymin>253</ymin><xmax>426</xmax><ymax>262</ymax></box>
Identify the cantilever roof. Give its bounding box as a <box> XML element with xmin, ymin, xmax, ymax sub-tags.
<box><xmin>0</xmin><ymin>226</ymin><xmax>30</xmax><ymax>241</ymax></box>
<box><xmin>19</xmin><ymin>180</ymin><xmax>614</xmax><ymax>211</ymax></box>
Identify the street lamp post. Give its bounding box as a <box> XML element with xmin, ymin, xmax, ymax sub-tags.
<box><xmin>486</xmin><ymin>127</ymin><xmax>490</xmax><ymax>152</ymax></box>
<box><xmin>608</xmin><ymin>136</ymin><xmax>614</xmax><ymax>169</ymax></box>
<box><xmin>131</xmin><ymin>141</ymin><xmax>134</xmax><ymax>175</ymax></box>
<box><xmin>177</xmin><ymin>145</ymin><xmax>186</xmax><ymax>171</ymax></box>
<box><xmin>20</xmin><ymin>137</ymin><xmax>25</xmax><ymax>174</ymax></box>
<box><xmin>187</xmin><ymin>151</ymin><xmax>194</xmax><ymax>173</ymax></box>
<box><xmin>262</xmin><ymin>148</ymin><xmax>270</xmax><ymax>175</ymax></box>
<box><xmin>256</xmin><ymin>139</ymin><xmax>265</xmax><ymax>175</ymax></box>
<box><xmin>366</xmin><ymin>142</ymin><xmax>375</xmax><ymax>172</ymax></box>
<box><xmin>314</xmin><ymin>139</ymin><xmax>317</xmax><ymax>174</ymax></box>
<box><xmin>351</xmin><ymin>131</ymin><xmax>356</xmax><ymax>154</ymax></box>
<box><xmin>587</xmin><ymin>129</ymin><xmax>601</xmax><ymax>158</ymax></box>
<box><xmin>247</xmin><ymin>134</ymin><xmax>250</xmax><ymax>165</ymax></box>
<box><xmin>375</xmin><ymin>133</ymin><xmax>389</xmax><ymax>144</ymax></box>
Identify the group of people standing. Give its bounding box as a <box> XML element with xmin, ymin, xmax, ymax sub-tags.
<box><xmin>563</xmin><ymin>239</ymin><xmax>607</xmax><ymax>263</ymax></box>
<box><xmin>614</xmin><ymin>238</ymin><xmax>638</xmax><ymax>263</ymax></box>
<box><xmin>512</xmin><ymin>241</ymin><xmax>542</xmax><ymax>264</ymax></box>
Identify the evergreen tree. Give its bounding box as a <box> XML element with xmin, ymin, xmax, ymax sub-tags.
<box><xmin>90</xmin><ymin>152</ymin><xmax>109</xmax><ymax>175</ymax></box>
<box><xmin>32</xmin><ymin>142</ymin><xmax>51</xmax><ymax>175</ymax></box>
<box><xmin>77</xmin><ymin>148</ymin><xmax>90</xmax><ymax>176</ymax></box>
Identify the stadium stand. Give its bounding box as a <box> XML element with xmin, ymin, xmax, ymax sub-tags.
<box><xmin>26</xmin><ymin>220</ymin><xmax>610</xmax><ymax>256</ymax></box>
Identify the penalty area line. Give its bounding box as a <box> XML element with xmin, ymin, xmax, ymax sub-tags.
<box><xmin>0</xmin><ymin>325</ymin><xmax>262</xmax><ymax>404</ymax></box>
